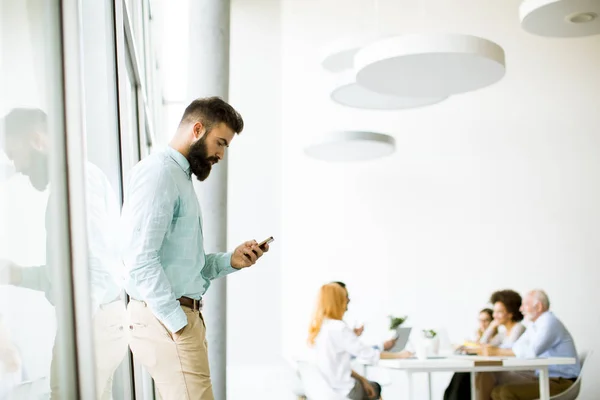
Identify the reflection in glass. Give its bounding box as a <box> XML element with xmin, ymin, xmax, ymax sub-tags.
<box><xmin>1</xmin><ymin>109</ymin><xmax>128</xmax><ymax>400</ymax></box>
<box><xmin>1</xmin><ymin>1</ymin><xmax>64</xmax><ymax>399</ymax></box>
<box><xmin>81</xmin><ymin>0</ymin><xmax>132</xmax><ymax>397</ymax></box>
<box><xmin>1</xmin><ymin>2</ymin><xmax>128</xmax><ymax>400</ymax></box>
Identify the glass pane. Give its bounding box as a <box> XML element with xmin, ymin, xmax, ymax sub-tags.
<box><xmin>80</xmin><ymin>0</ymin><xmax>131</xmax><ymax>399</ymax></box>
<box><xmin>0</xmin><ymin>1</ymin><xmax>72</xmax><ymax>398</ymax></box>
<box><xmin>120</xmin><ymin>56</ymin><xmax>141</xmax><ymax>185</ymax></box>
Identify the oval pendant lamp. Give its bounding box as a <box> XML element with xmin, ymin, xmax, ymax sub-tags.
<box><xmin>520</xmin><ymin>0</ymin><xmax>600</xmax><ymax>37</ymax></box>
<box><xmin>321</xmin><ymin>35</ymin><xmax>381</xmax><ymax>73</ymax></box>
<box><xmin>331</xmin><ymin>70</ymin><xmax>447</xmax><ymax>110</ymax></box>
<box><xmin>355</xmin><ymin>33</ymin><xmax>506</xmax><ymax>98</ymax></box>
<box><xmin>305</xmin><ymin>131</ymin><xmax>395</xmax><ymax>162</ymax></box>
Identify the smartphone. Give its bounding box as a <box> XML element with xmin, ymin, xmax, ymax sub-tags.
<box><xmin>258</xmin><ymin>236</ymin><xmax>274</xmax><ymax>249</ymax></box>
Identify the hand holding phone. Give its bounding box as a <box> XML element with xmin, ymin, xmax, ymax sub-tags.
<box><xmin>232</xmin><ymin>238</ymin><xmax>272</xmax><ymax>269</ymax></box>
<box><xmin>257</xmin><ymin>236</ymin><xmax>274</xmax><ymax>250</ymax></box>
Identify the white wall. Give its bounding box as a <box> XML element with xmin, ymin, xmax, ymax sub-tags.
<box><xmin>227</xmin><ymin>0</ymin><xmax>289</xmax><ymax>398</ymax></box>
<box><xmin>280</xmin><ymin>0</ymin><xmax>600</xmax><ymax>399</ymax></box>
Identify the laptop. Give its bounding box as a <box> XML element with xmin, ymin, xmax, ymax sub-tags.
<box><xmin>389</xmin><ymin>327</ymin><xmax>412</xmax><ymax>352</ymax></box>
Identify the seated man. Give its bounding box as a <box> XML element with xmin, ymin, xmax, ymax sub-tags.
<box><xmin>482</xmin><ymin>290</ymin><xmax>580</xmax><ymax>400</ymax></box>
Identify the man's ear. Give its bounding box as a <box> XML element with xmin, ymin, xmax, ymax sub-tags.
<box><xmin>29</xmin><ymin>131</ymin><xmax>47</xmax><ymax>152</ymax></box>
<box><xmin>193</xmin><ymin>122</ymin><xmax>206</xmax><ymax>140</ymax></box>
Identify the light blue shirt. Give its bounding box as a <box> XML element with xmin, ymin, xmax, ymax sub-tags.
<box><xmin>20</xmin><ymin>163</ymin><xmax>122</xmax><ymax>313</ymax></box>
<box><xmin>512</xmin><ymin>311</ymin><xmax>580</xmax><ymax>378</ymax></box>
<box><xmin>121</xmin><ymin>147</ymin><xmax>236</xmax><ymax>333</ymax></box>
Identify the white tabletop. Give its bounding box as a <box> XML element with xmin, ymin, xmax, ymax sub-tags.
<box><xmin>376</xmin><ymin>356</ymin><xmax>577</xmax><ymax>373</ymax></box>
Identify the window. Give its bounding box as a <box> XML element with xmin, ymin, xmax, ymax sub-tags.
<box><xmin>1</xmin><ymin>1</ymin><xmax>78</xmax><ymax>398</ymax></box>
<box><xmin>80</xmin><ymin>0</ymin><xmax>133</xmax><ymax>398</ymax></box>
<box><xmin>1</xmin><ymin>0</ymin><xmax>163</xmax><ymax>398</ymax></box>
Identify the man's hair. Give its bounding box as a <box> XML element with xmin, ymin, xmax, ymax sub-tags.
<box><xmin>2</xmin><ymin>108</ymin><xmax>47</xmax><ymax>139</ymax></box>
<box><xmin>530</xmin><ymin>289</ymin><xmax>550</xmax><ymax>311</ymax></box>
<box><xmin>490</xmin><ymin>289</ymin><xmax>524</xmax><ymax>322</ymax></box>
<box><xmin>180</xmin><ymin>97</ymin><xmax>244</xmax><ymax>134</ymax></box>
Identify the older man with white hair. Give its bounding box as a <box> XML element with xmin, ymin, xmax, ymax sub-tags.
<box><xmin>482</xmin><ymin>290</ymin><xmax>580</xmax><ymax>400</ymax></box>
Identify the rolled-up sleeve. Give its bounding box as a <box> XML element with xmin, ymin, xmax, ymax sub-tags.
<box><xmin>122</xmin><ymin>167</ymin><xmax>187</xmax><ymax>333</ymax></box>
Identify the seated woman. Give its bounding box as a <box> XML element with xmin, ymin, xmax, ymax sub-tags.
<box><xmin>445</xmin><ymin>290</ymin><xmax>526</xmax><ymax>400</ymax></box>
<box><xmin>445</xmin><ymin>308</ymin><xmax>494</xmax><ymax>400</ymax></box>
<box><xmin>476</xmin><ymin>290</ymin><xmax>526</xmax><ymax>400</ymax></box>
<box><xmin>478</xmin><ymin>290</ymin><xmax>525</xmax><ymax>349</ymax></box>
<box><xmin>474</xmin><ymin>308</ymin><xmax>494</xmax><ymax>343</ymax></box>
<box><xmin>308</xmin><ymin>283</ymin><xmax>412</xmax><ymax>400</ymax></box>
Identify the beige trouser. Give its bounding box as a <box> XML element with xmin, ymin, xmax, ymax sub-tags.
<box><xmin>51</xmin><ymin>300</ymin><xmax>128</xmax><ymax>400</ymax></box>
<box><xmin>478</xmin><ymin>371</ymin><xmax>573</xmax><ymax>400</ymax></box>
<box><xmin>490</xmin><ymin>372</ymin><xmax>573</xmax><ymax>400</ymax></box>
<box><xmin>127</xmin><ymin>299</ymin><xmax>213</xmax><ymax>400</ymax></box>
<box><xmin>477</xmin><ymin>371</ymin><xmax>536</xmax><ymax>400</ymax></box>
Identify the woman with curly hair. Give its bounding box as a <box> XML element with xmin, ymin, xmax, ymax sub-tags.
<box><xmin>445</xmin><ymin>290</ymin><xmax>526</xmax><ymax>400</ymax></box>
<box><xmin>479</xmin><ymin>290</ymin><xmax>526</xmax><ymax>349</ymax></box>
<box><xmin>476</xmin><ymin>290</ymin><xmax>527</xmax><ymax>400</ymax></box>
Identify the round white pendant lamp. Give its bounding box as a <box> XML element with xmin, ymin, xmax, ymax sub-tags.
<box><xmin>331</xmin><ymin>70</ymin><xmax>447</xmax><ymax>110</ymax></box>
<box><xmin>321</xmin><ymin>35</ymin><xmax>381</xmax><ymax>73</ymax></box>
<box><xmin>305</xmin><ymin>131</ymin><xmax>395</xmax><ymax>162</ymax></box>
<box><xmin>520</xmin><ymin>0</ymin><xmax>600</xmax><ymax>37</ymax></box>
<box><xmin>354</xmin><ymin>33</ymin><xmax>506</xmax><ymax>98</ymax></box>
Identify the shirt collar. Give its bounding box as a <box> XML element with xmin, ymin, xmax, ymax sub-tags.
<box><xmin>166</xmin><ymin>146</ymin><xmax>191</xmax><ymax>178</ymax></box>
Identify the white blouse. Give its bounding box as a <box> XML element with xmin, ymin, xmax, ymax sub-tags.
<box><xmin>480</xmin><ymin>322</ymin><xmax>526</xmax><ymax>349</ymax></box>
<box><xmin>313</xmin><ymin>318</ymin><xmax>381</xmax><ymax>396</ymax></box>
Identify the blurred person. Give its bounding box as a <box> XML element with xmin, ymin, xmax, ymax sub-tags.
<box><xmin>474</xmin><ymin>308</ymin><xmax>494</xmax><ymax>343</ymax></box>
<box><xmin>475</xmin><ymin>290</ymin><xmax>526</xmax><ymax>400</ymax></box>
<box><xmin>445</xmin><ymin>308</ymin><xmax>493</xmax><ymax>400</ymax></box>
<box><xmin>478</xmin><ymin>290</ymin><xmax>526</xmax><ymax>349</ymax></box>
<box><xmin>332</xmin><ymin>281</ymin><xmax>398</xmax><ymax>351</ymax></box>
<box><xmin>308</xmin><ymin>283</ymin><xmax>412</xmax><ymax>400</ymax></box>
<box><xmin>121</xmin><ymin>97</ymin><xmax>269</xmax><ymax>400</ymax></box>
<box><xmin>0</xmin><ymin>108</ymin><xmax>127</xmax><ymax>400</ymax></box>
<box><xmin>482</xmin><ymin>290</ymin><xmax>580</xmax><ymax>400</ymax></box>
<box><xmin>446</xmin><ymin>291</ymin><xmax>526</xmax><ymax>400</ymax></box>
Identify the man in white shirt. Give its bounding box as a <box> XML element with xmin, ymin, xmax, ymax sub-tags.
<box><xmin>482</xmin><ymin>290</ymin><xmax>580</xmax><ymax>400</ymax></box>
<box><xmin>0</xmin><ymin>108</ymin><xmax>127</xmax><ymax>399</ymax></box>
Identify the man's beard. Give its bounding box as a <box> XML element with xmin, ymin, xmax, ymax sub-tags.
<box><xmin>189</xmin><ymin>136</ymin><xmax>219</xmax><ymax>181</ymax></box>
<box><xmin>27</xmin><ymin>149</ymin><xmax>49</xmax><ymax>191</ymax></box>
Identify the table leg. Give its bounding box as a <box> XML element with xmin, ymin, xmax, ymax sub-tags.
<box><xmin>470</xmin><ymin>371</ymin><xmax>477</xmax><ymax>400</ymax></box>
<box><xmin>538</xmin><ymin>367</ymin><xmax>550</xmax><ymax>400</ymax></box>
<box><xmin>427</xmin><ymin>372</ymin><xmax>432</xmax><ymax>400</ymax></box>
<box><xmin>407</xmin><ymin>372</ymin><xmax>414</xmax><ymax>400</ymax></box>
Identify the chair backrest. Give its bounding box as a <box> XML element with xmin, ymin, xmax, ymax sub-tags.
<box><xmin>547</xmin><ymin>350</ymin><xmax>593</xmax><ymax>400</ymax></box>
<box><xmin>296</xmin><ymin>361</ymin><xmax>346</xmax><ymax>400</ymax></box>
<box><xmin>284</xmin><ymin>358</ymin><xmax>307</xmax><ymax>397</ymax></box>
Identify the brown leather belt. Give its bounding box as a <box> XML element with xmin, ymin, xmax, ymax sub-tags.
<box><xmin>178</xmin><ymin>296</ymin><xmax>203</xmax><ymax>311</ymax></box>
